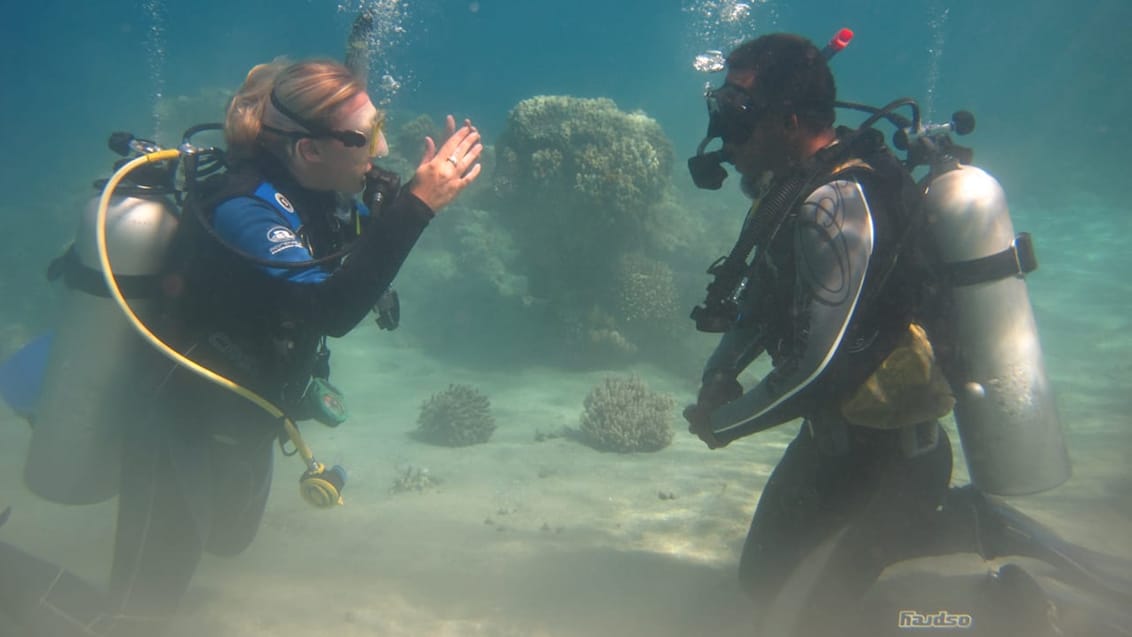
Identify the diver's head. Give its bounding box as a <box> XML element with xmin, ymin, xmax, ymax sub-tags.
<box><xmin>694</xmin><ymin>34</ymin><xmax>837</xmax><ymax>189</ymax></box>
<box><xmin>226</xmin><ymin>59</ymin><xmax>387</xmax><ymax>194</ymax></box>
<box><xmin>722</xmin><ymin>34</ymin><xmax>837</xmax><ymax>176</ymax></box>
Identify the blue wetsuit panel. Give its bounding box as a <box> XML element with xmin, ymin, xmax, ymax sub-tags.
<box><xmin>211</xmin><ymin>196</ymin><xmax>328</xmax><ymax>283</ymax></box>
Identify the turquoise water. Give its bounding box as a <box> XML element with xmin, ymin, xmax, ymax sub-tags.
<box><xmin>0</xmin><ymin>1</ymin><xmax>1129</xmax><ymax>635</ymax></box>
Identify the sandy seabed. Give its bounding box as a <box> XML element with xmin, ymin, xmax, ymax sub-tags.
<box><xmin>2</xmin><ymin>321</ymin><xmax>1129</xmax><ymax>637</ymax></box>
<box><xmin>3</xmin><ymin>197</ymin><xmax>1132</xmax><ymax>636</ymax></box>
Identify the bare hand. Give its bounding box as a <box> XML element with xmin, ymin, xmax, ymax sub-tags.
<box><xmin>408</xmin><ymin>115</ymin><xmax>483</xmax><ymax>213</ymax></box>
<box><xmin>683</xmin><ymin>404</ymin><xmax>727</xmax><ymax>449</ymax></box>
<box><xmin>683</xmin><ymin>372</ymin><xmax>742</xmax><ymax>449</ymax></box>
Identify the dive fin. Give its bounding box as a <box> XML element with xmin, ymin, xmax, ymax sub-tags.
<box><xmin>0</xmin><ymin>331</ymin><xmax>52</xmax><ymax>421</ymax></box>
<box><xmin>996</xmin><ymin>562</ymin><xmax>1132</xmax><ymax>637</ymax></box>
<box><xmin>979</xmin><ymin>493</ymin><xmax>1132</xmax><ymax>602</ymax></box>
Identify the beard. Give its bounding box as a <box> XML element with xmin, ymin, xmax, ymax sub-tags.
<box><xmin>739</xmin><ymin>170</ymin><xmax>774</xmax><ymax>200</ymax></box>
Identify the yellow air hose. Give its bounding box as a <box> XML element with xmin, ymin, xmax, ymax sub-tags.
<box><xmin>95</xmin><ymin>149</ymin><xmax>343</xmax><ymax>508</ymax></box>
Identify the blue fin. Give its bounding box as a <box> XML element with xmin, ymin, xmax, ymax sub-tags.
<box><xmin>0</xmin><ymin>332</ymin><xmax>52</xmax><ymax>420</ymax></box>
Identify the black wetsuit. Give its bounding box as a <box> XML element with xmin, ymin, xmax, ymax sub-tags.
<box><xmin>0</xmin><ymin>154</ymin><xmax>433</xmax><ymax>636</ymax></box>
<box><xmin>699</xmin><ymin>140</ymin><xmax>956</xmax><ymax>635</ymax></box>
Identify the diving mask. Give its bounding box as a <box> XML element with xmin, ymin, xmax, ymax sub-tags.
<box><xmin>689</xmin><ymin>82</ymin><xmax>767</xmax><ymax>190</ymax></box>
<box><xmin>705</xmin><ymin>82</ymin><xmax>767</xmax><ymax>146</ymax></box>
<box><xmin>265</xmin><ymin>91</ymin><xmax>386</xmax><ymax>157</ymax></box>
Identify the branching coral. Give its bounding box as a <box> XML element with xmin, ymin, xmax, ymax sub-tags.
<box><xmin>416</xmin><ymin>384</ymin><xmax>496</xmax><ymax>446</ymax></box>
<box><xmin>578</xmin><ymin>376</ymin><xmax>675</xmax><ymax>453</ymax></box>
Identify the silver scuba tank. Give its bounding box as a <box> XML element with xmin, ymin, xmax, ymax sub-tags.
<box><xmin>25</xmin><ymin>194</ymin><xmax>178</xmax><ymax>505</ymax></box>
<box><xmin>922</xmin><ymin>164</ymin><xmax>1070</xmax><ymax>496</ymax></box>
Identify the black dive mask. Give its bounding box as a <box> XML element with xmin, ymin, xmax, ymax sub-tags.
<box><xmin>688</xmin><ymin>82</ymin><xmax>766</xmax><ymax>190</ymax></box>
<box><xmin>705</xmin><ymin>83</ymin><xmax>765</xmax><ymax>145</ymax></box>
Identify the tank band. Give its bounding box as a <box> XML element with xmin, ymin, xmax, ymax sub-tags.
<box><xmin>47</xmin><ymin>245</ymin><xmax>164</xmax><ymax>299</ymax></box>
<box><xmin>944</xmin><ymin>232</ymin><xmax>1037</xmax><ymax>287</ymax></box>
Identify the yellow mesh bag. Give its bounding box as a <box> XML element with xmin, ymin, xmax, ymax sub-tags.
<box><xmin>840</xmin><ymin>323</ymin><xmax>955</xmax><ymax>429</ymax></box>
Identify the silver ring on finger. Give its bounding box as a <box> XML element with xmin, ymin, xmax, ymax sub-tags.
<box><xmin>446</xmin><ymin>154</ymin><xmax>459</xmax><ymax>166</ymax></box>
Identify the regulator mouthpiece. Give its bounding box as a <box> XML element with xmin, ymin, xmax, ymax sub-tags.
<box><xmin>300</xmin><ymin>463</ymin><xmax>348</xmax><ymax>508</ymax></box>
<box><xmin>689</xmin><ymin>136</ymin><xmax>730</xmax><ymax>190</ymax></box>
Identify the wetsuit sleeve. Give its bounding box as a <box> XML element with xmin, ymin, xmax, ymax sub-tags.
<box><xmin>709</xmin><ymin>179</ymin><xmax>875</xmax><ymax>443</ymax></box>
<box><xmin>702</xmin><ymin>315</ymin><xmax>766</xmax><ymax>381</ymax></box>
<box><xmin>292</xmin><ymin>191</ymin><xmax>433</xmax><ymax>336</ymax></box>
<box><xmin>215</xmin><ymin>191</ymin><xmax>434</xmax><ymax>337</ymax></box>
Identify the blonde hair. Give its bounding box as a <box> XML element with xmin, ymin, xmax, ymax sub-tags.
<box><xmin>225</xmin><ymin>58</ymin><xmax>365</xmax><ymax>165</ymax></box>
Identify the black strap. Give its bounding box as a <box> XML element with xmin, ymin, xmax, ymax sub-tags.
<box><xmin>47</xmin><ymin>245</ymin><xmax>163</xmax><ymax>299</ymax></box>
<box><xmin>944</xmin><ymin>232</ymin><xmax>1037</xmax><ymax>287</ymax></box>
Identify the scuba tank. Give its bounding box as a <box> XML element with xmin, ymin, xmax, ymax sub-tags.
<box><xmin>922</xmin><ymin>162</ymin><xmax>1071</xmax><ymax>496</ymax></box>
<box><xmin>26</xmin><ymin>136</ymin><xmax>179</xmax><ymax>504</ymax></box>
<box><xmin>856</xmin><ymin>103</ymin><xmax>1069</xmax><ymax>495</ymax></box>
